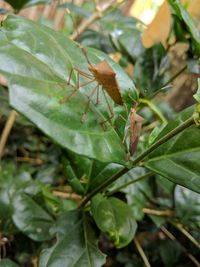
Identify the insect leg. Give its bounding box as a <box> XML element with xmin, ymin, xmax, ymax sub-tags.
<box><xmin>102</xmin><ymin>88</ymin><xmax>114</xmax><ymax>120</ymax></box>
<box><xmin>81</xmin><ymin>85</ymin><xmax>98</xmax><ymax>123</ymax></box>
<box><xmin>79</xmin><ymin>78</ymin><xmax>96</xmax><ymax>88</ymax></box>
<box><xmin>96</xmin><ymin>85</ymin><xmax>100</xmax><ymax>105</ymax></box>
<box><xmin>61</xmin><ymin>68</ymin><xmax>95</xmax><ymax>103</ymax></box>
<box><xmin>67</xmin><ymin>68</ymin><xmax>73</xmax><ymax>85</ymax></box>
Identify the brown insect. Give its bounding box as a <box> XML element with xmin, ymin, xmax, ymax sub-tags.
<box><xmin>129</xmin><ymin>107</ymin><xmax>143</xmax><ymax>155</ymax></box>
<box><xmin>62</xmin><ymin>47</ymin><xmax>123</xmax><ymax>122</ymax></box>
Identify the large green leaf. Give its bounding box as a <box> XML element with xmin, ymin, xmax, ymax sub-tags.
<box><xmin>91</xmin><ymin>194</ymin><xmax>137</xmax><ymax>248</ymax></box>
<box><xmin>144</xmin><ymin>106</ymin><xmax>200</xmax><ymax>193</ymax></box>
<box><xmin>175</xmin><ymin>185</ymin><xmax>200</xmax><ymax>229</ymax></box>
<box><xmin>133</xmin><ymin>44</ymin><xmax>170</xmax><ymax>96</ymax></box>
<box><xmin>0</xmin><ymin>259</ymin><xmax>19</xmax><ymax>267</ymax></box>
<box><xmin>109</xmin><ymin>167</ymin><xmax>153</xmax><ymax>220</ymax></box>
<box><xmin>12</xmin><ymin>193</ymin><xmax>54</xmax><ymax>241</ymax></box>
<box><xmin>0</xmin><ymin>162</ymin><xmax>41</xmax><ymax>234</ymax></box>
<box><xmin>169</xmin><ymin>0</ymin><xmax>200</xmax><ymax>55</ymax></box>
<box><xmin>0</xmin><ymin>15</ymin><xmax>138</xmax><ymax>164</ymax></box>
<box><xmin>87</xmin><ymin>162</ymin><xmax>123</xmax><ymax>192</ymax></box>
<box><xmin>39</xmin><ymin>210</ymin><xmax>106</xmax><ymax>267</ymax></box>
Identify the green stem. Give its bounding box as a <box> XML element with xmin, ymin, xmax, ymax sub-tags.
<box><xmin>163</xmin><ymin>65</ymin><xmax>187</xmax><ymax>88</ymax></box>
<box><xmin>79</xmin><ymin>116</ymin><xmax>195</xmax><ymax>208</ymax></box>
<box><xmin>151</xmin><ymin>65</ymin><xmax>187</xmax><ymax>97</ymax></box>
<box><xmin>131</xmin><ymin>116</ymin><xmax>194</xmax><ymax>165</ymax></box>
<box><xmin>107</xmin><ymin>172</ymin><xmax>152</xmax><ymax>196</ymax></box>
<box><xmin>139</xmin><ymin>98</ymin><xmax>167</xmax><ymax>123</ymax></box>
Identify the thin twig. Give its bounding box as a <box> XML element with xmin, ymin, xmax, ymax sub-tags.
<box><xmin>172</xmin><ymin>222</ymin><xmax>200</xmax><ymax>250</ymax></box>
<box><xmin>151</xmin><ymin>65</ymin><xmax>187</xmax><ymax>97</ymax></box>
<box><xmin>161</xmin><ymin>226</ymin><xmax>200</xmax><ymax>267</ymax></box>
<box><xmin>134</xmin><ymin>238</ymin><xmax>152</xmax><ymax>267</ymax></box>
<box><xmin>139</xmin><ymin>98</ymin><xmax>167</xmax><ymax>124</ymax></box>
<box><xmin>70</xmin><ymin>0</ymin><xmax>117</xmax><ymax>40</ymax></box>
<box><xmin>143</xmin><ymin>208</ymin><xmax>175</xmax><ymax>216</ymax></box>
<box><xmin>15</xmin><ymin>157</ymin><xmax>43</xmax><ymax>165</ymax></box>
<box><xmin>0</xmin><ymin>110</ymin><xmax>17</xmax><ymax>159</ymax></box>
<box><xmin>107</xmin><ymin>172</ymin><xmax>152</xmax><ymax>196</ymax></box>
<box><xmin>163</xmin><ymin>65</ymin><xmax>187</xmax><ymax>88</ymax></box>
<box><xmin>53</xmin><ymin>190</ymin><xmax>82</xmax><ymax>201</ymax></box>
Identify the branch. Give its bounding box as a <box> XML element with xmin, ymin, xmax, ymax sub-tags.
<box><xmin>161</xmin><ymin>226</ymin><xmax>200</xmax><ymax>267</ymax></box>
<box><xmin>79</xmin><ymin>116</ymin><xmax>195</xmax><ymax>208</ymax></box>
<box><xmin>107</xmin><ymin>172</ymin><xmax>152</xmax><ymax>196</ymax></box>
<box><xmin>172</xmin><ymin>222</ymin><xmax>200</xmax><ymax>250</ymax></box>
<box><xmin>0</xmin><ymin>110</ymin><xmax>17</xmax><ymax>159</ymax></box>
<box><xmin>70</xmin><ymin>0</ymin><xmax>117</xmax><ymax>40</ymax></box>
<box><xmin>134</xmin><ymin>238</ymin><xmax>152</xmax><ymax>267</ymax></box>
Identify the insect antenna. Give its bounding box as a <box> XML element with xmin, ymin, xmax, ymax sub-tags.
<box><xmin>81</xmin><ymin>46</ymin><xmax>93</xmax><ymax>67</ymax></box>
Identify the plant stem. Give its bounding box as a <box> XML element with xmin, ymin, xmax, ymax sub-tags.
<box><xmin>130</xmin><ymin>116</ymin><xmax>194</xmax><ymax>165</ymax></box>
<box><xmin>151</xmin><ymin>65</ymin><xmax>187</xmax><ymax>97</ymax></box>
<box><xmin>161</xmin><ymin>226</ymin><xmax>200</xmax><ymax>267</ymax></box>
<box><xmin>107</xmin><ymin>172</ymin><xmax>152</xmax><ymax>196</ymax></box>
<box><xmin>172</xmin><ymin>222</ymin><xmax>200</xmax><ymax>250</ymax></box>
<box><xmin>70</xmin><ymin>0</ymin><xmax>117</xmax><ymax>40</ymax></box>
<box><xmin>134</xmin><ymin>238</ymin><xmax>152</xmax><ymax>267</ymax></box>
<box><xmin>139</xmin><ymin>98</ymin><xmax>167</xmax><ymax>124</ymax></box>
<box><xmin>0</xmin><ymin>110</ymin><xmax>17</xmax><ymax>159</ymax></box>
<box><xmin>163</xmin><ymin>65</ymin><xmax>187</xmax><ymax>88</ymax></box>
<box><xmin>79</xmin><ymin>116</ymin><xmax>195</xmax><ymax>208</ymax></box>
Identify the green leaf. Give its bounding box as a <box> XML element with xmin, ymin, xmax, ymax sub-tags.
<box><xmin>12</xmin><ymin>193</ymin><xmax>54</xmax><ymax>241</ymax></box>
<box><xmin>159</xmin><ymin>240</ymin><xmax>183</xmax><ymax>267</ymax></box>
<box><xmin>39</xmin><ymin>210</ymin><xmax>106</xmax><ymax>267</ymax></box>
<box><xmin>134</xmin><ymin>44</ymin><xmax>170</xmax><ymax>96</ymax></box>
<box><xmin>110</xmin><ymin>167</ymin><xmax>152</xmax><ymax>221</ymax></box>
<box><xmin>87</xmin><ymin>162</ymin><xmax>123</xmax><ymax>192</ymax></box>
<box><xmin>175</xmin><ymin>185</ymin><xmax>200</xmax><ymax>229</ymax></box>
<box><xmin>91</xmin><ymin>194</ymin><xmax>137</xmax><ymax>248</ymax></box>
<box><xmin>4</xmin><ymin>0</ymin><xmax>49</xmax><ymax>10</ymax></box>
<box><xmin>0</xmin><ymin>162</ymin><xmax>40</xmax><ymax>234</ymax></box>
<box><xmin>0</xmin><ymin>259</ymin><xmax>19</xmax><ymax>267</ymax></box>
<box><xmin>169</xmin><ymin>0</ymin><xmax>200</xmax><ymax>54</ymax></box>
<box><xmin>193</xmin><ymin>78</ymin><xmax>200</xmax><ymax>103</ymax></box>
<box><xmin>0</xmin><ymin>15</ymin><xmax>134</xmax><ymax>164</ymax></box>
<box><xmin>144</xmin><ymin>106</ymin><xmax>200</xmax><ymax>193</ymax></box>
<box><xmin>115</xmin><ymin>29</ymin><xmax>144</xmax><ymax>63</ymax></box>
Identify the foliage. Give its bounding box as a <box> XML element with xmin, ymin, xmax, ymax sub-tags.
<box><xmin>0</xmin><ymin>0</ymin><xmax>200</xmax><ymax>266</ymax></box>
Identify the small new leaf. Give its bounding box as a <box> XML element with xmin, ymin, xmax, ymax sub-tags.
<box><xmin>91</xmin><ymin>194</ymin><xmax>137</xmax><ymax>248</ymax></box>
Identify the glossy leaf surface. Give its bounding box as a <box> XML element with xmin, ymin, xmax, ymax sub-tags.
<box><xmin>91</xmin><ymin>194</ymin><xmax>137</xmax><ymax>248</ymax></box>
<box><xmin>39</xmin><ymin>210</ymin><xmax>106</xmax><ymax>267</ymax></box>
<box><xmin>169</xmin><ymin>0</ymin><xmax>200</xmax><ymax>54</ymax></box>
<box><xmin>145</xmin><ymin>107</ymin><xmax>200</xmax><ymax>193</ymax></box>
<box><xmin>134</xmin><ymin>44</ymin><xmax>169</xmax><ymax>96</ymax></box>
<box><xmin>12</xmin><ymin>193</ymin><xmax>54</xmax><ymax>241</ymax></box>
<box><xmin>0</xmin><ymin>15</ymin><xmax>137</xmax><ymax>164</ymax></box>
<box><xmin>175</xmin><ymin>185</ymin><xmax>200</xmax><ymax>229</ymax></box>
<box><xmin>0</xmin><ymin>259</ymin><xmax>19</xmax><ymax>267</ymax></box>
<box><xmin>109</xmin><ymin>167</ymin><xmax>152</xmax><ymax>220</ymax></box>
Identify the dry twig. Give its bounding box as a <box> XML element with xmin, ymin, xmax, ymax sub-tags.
<box><xmin>0</xmin><ymin>110</ymin><xmax>17</xmax><ymax>159</ymax></box>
